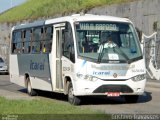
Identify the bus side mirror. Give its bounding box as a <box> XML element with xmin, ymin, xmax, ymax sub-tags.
<box><xmin>135</xmin><ymin>27</ymin><xmax>142</xmax><ymax>43</ymax></box>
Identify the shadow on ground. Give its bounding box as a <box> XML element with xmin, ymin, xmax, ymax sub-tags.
<box><xmin>18</xmin><ymin>89</ymin><xmax>152</xmax><ymax>105</ymax></box>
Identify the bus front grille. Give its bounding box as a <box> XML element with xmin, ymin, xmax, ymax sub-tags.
<box><xmin>93</xmin><ymin>85</ymin><xmax>133</xmax><ymax>93</ymax></box>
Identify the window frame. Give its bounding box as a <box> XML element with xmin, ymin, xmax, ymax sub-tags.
<box><xmin>11</xmin><ymin>25</ymin><xmax>53</xmax><ymax>54</ymax></box>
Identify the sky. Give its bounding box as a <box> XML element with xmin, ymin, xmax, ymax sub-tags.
<box><xmin>0</xmin><ymin>0</ymin><xmax>26</xmax><ymax>13</ymax></box>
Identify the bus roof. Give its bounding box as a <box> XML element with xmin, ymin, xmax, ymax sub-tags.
<box><xmin>13</xmin><ymin>20</ymin><xmax>45</xmax><ymax>30</ymax></box>
<box><xmin>12</xmin><ymin>14</ymin><xmax>132</xmax><ymax>31</ymax></box>
<box><xmin>45</xmin><ymin>14</ymin><xmax>131</xmax><ymax>25</ymax></box>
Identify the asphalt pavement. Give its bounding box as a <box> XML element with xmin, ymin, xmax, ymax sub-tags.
<box><xmin>0</xmin><ymin>75</ymin><xmax>160</xmax><ymax>114</ymax></box>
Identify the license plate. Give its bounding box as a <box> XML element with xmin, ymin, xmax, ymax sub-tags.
<box><xmin>105</xmin><ymin>92</ymin><xmax>120</xmax><ymax>97</ymax></box>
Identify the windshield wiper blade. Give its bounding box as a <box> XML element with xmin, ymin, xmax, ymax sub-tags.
<box><xmin>97</xmin><ymin>38</ymin><xmax>113</xmax><ymax>63</ymax></box>
<box><xmin>97</xmin><ymin>45</ymin><xmax>131</xmax><ymax>64</ymax></box>
<box><xmin>114</xmin><ymin>47</ymin><xmax>130</xmax><ymax>64</ymax></box>
<box><xmin>97</xmin><ymin>44</ymin><xmax>105</xmax><ymax>63</ymax></box>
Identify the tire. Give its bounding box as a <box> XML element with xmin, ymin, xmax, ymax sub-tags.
<box><xmin>26</xmin><ymin>78</ymin><xmax>37</xmax><ymax>96</ymax></box>
<box><xmin>68</xmin><ymin>82</ymin><xmax>81</xmax><ymax>105</ymax></box>
<box><xmin>124</xmin><ymin>95</ymin><xmax>139</xmax><ymax>103</ymax></box>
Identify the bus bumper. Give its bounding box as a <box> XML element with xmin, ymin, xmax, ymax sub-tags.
<box><xmin>73</xmin><ymin>79</ymin><xmax>146</xmax><ymax>96</ymax></box>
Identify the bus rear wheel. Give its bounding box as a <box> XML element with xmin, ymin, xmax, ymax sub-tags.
<box><xmin>124</xmin><ymin>95</ymin><xmax>139</xmax><ymax>103</ymax></box>
<box><xmin>68</xmin><ymin>82</ymin><xmax>81</xmax><ymax>105</ymax></box>
<box><xmin>26</xmin><ymin>78</ymin><xmax>37</xmax><ymax>96</ymax></box>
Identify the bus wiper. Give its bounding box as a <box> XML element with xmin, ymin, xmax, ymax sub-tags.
<box><xmin>97</xmin><ymin>41</ymin><xmax>118</xmax><ymax>63</ymax></box>
<box><xmin>114</xmin><ymin>47</ymin><xmax>130</xmax><ymax>64</ymax></box>
<box><xmin>97</xmin><ymin>42</ymin><xmax>131</xmax><ymax>63</ymax></box>
<box><xmin>97</xmin><ymin>44</ymin><xmax>104</xmax><ymax>63</ymax></box>
<box><xmin>97</xmin><ymin>41</ymin><xmax>109</xmax><ymax>63</ymax></box>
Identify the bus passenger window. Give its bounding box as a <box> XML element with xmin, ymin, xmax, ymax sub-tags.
<box><xmin>28</xmin><ymin>46</ymin><xmax>31</xmax><ymax>53</ymax></box>
<box><xmin>62</xmin><ymin>22</ymin><xmax>75</xmax><ymax>63</ymax></box>
<box><xmin>32</xmin><ymin>46</ymin><xmax>36</xmax><ymax>53</ymax></box>
<box><xmin>44</xmin><ymin>26</ymin><xmax>53</xmax><ymax>53</ymax></box>
<box><xmin>24</xmin><ymin>30</ymin><xmax>32</xmax><ymax>53</ymax></box>
<box><xmin>12</xmin><ymin>32</ymin><xmax>17</xmax><ymax>53</ymax></box>
<box><xmin>22</xmin><ymin>42</ymin><xmax>25</xmax><ymax>53</ymax></box>
<box><xmin>43</xmin><ymin>44</ymin><xmax>46</xmax><ymax>53</ymax></box>
<box><xmin>12</xmin><ymin>31</ymin><xmax>22</xmax><ymax>53</ymax></box>
<box><xmin>12</xmin><ymin>43</ymin><xmax>17</xmax><ymax>53</ymax></box>
<box><xmin>33</xmin><ymin>28</ymin><xmax>42</xmax><ymax>53</ymax></box>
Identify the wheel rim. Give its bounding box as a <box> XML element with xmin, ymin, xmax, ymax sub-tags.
<box><xmin>68</xmin><ymin>87</ymin><xmax>74</xmax><ymax>103</ymax></box>
<box><xmin>27</xmin><ymin>81</ymin><xmax>31</xmax><ymax>94</ymax></box>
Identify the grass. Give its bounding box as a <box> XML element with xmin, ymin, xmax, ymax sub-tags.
<box><xmin>0</xmin><ymin>96</ymin><xmax>111</xmax><ymax>120</ymax></box>
<box><xmin>0</xmin><ymin>0</ymin><xmax>135</xmax><ymax>23</ymax></box>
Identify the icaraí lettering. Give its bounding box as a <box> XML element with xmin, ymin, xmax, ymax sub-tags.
<box><xmin>93</xmin><ymin>71</ymin><xmax>110</xmax><ymax>76</ymax></box>
<box><xmin>30</xmin><ymin>60</ymin><xmax>45</xmax><ymax>70</ymax></box>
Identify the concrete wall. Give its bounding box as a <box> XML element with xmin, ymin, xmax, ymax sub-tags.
<box><xmin>88</xmin><ymin>0</ymin><xmax>160</xmax><ymax>35</ymax></box>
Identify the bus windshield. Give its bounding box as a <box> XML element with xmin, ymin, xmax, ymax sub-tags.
<box><xmin>75</xmin><ymin>21</ymin><xmax>142</xmax><ymax>63</ymax></box>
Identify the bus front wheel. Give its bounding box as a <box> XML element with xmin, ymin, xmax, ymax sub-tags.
<box><xmin>124</xmin><ymin>95</ymin><xmax>139</xmax><ymax>103</ymax></box>
<box><xmin>68</xmin><ymin>82</ymin><xmax>81</xmax><ymax>105</ymax></box>
<box><xmin>26</xmin><ymin>78</ymin><xmax>37</xmax><ymax>96</ymax></box>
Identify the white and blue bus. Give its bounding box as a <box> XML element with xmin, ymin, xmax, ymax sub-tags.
<box><xmin>10</xmin><ymin>14</ymin><xmax>146</xmax><ymax>105</ymax></box>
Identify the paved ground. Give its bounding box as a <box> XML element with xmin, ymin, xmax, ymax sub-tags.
<box><xmin>81</xmin><ymin>87</ymin><xmax>160</xmax><ymax>114</ymax></box>
<box><xmin>0</xmin><ymin>75</ymin><xmax>160</xmax><ymax>114</ymax></box>
<box><xmin>0</xmin><ymin>75</ymin><xmax>33</xmax><ymax>100</ymax></box>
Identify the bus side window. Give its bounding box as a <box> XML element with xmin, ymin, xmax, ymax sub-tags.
<box><xmin>44</xmin><ymin>26</ymin><xmax>53</xmax><ymax>53</ymax></box>
<box><xmin>32</xmin><ymin>28</ymin><xmax>42</xmax><ymax>53</ymax></box>
<box><xmin>13</xmin><ymin>31</ymin><xmax>22</xmax><ymax>53</ymax></box>
<box><xmin>24</xmin><ymin>30</ymin><xmax>32</xmax><ymax>53</ymax></box>
<box><xmin>62</xmin><ymin>22</ymin><xmax>75</xmax><ymax>63</ymax></box>
<box><xmin>12</xmin><ymin>32</ymin><xmax>16</xmax><ymax>53</ymax></box>
<box><xmin>12</xmin><ymin>43</ymin><xmax>17</xmax><ymax>53</ymax></box>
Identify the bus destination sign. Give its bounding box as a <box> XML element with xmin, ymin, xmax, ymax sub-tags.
<box><xmin>78</xmin><ymin>23</ymin><xmax>119</xmax><ymax>31</ymax></box>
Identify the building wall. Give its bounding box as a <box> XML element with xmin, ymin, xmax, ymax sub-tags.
<box><xmin>88</xmin><ymin>0</ymin><xmax>160</xmax><ymax>35</ymax></box>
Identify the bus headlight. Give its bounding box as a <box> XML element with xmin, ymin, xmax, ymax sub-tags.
<box><xmin>76</xmin><ymin>73</ymin><xmax>98</xmax><ymax>82</ymax></box>
<box><xmin>131</xmin><ymin>74</ymin><xmax>146</xmax><ymax>82</ymax></box>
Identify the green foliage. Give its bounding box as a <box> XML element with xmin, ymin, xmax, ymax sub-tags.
<box><xmin>0</xmin><ymin>0</ymin><xmax>131</xmax><ymax>23</ymax></box>
<box><xmin>0</xmin><ymin>97</ymin><xmax>111</xmax><ymax>120</ymax></box>
<box><xmin>0</xmin><ymin>97</ymin><xmax>89</xmax><ymax>114</ymax></box>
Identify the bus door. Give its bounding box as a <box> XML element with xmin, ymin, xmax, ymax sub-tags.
<box><xmin>53</xmin><ymin>23</ymin><xmax>65</xmax><ymax>91</ymax></box>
